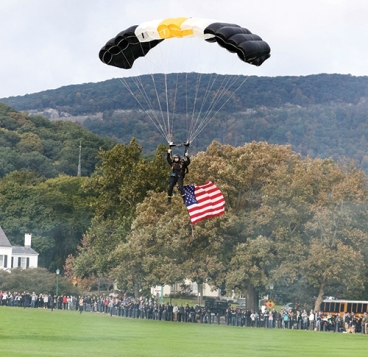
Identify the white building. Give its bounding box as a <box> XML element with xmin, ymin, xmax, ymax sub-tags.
<box><xmin>0</xmin><ymin>226</ymin><xmax>39</xmax><ymax>270</ymax></box>
<box><xmin>152</xmin><ymin>280</ymin><xmax>220</xmax><ymax>302</ymax></box>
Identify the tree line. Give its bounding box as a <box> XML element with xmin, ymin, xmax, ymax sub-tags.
<box><xmin>1</xmin><ymin>102</ymin><xmax>368</xmax><ymax>309</ymax></box>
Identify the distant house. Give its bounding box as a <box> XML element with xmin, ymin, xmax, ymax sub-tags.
<box><xmin>0</xmin><ymin>226</ymin><xmax>39</xmax><ymax>270</ymax></box>
<box><xmin>151</xmin><ymin>280</ymin><xmax>220</xmax><ymax>302</ymax></box>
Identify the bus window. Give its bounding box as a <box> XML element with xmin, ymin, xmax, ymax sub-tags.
<box><xmin>325</xmin><ymin>302</ymin><xmax>330</xmax><ymax>312</ymax></box>
<box><xmin>347</xmin><ymin>303</ymin><xmax>352</xmax><ymax>312</ymax></box>
<box><xmin>357</xmin><ymin>303</ymin><xmax>363</xmax><ymax>313</ymax></box>
<box><xmin>334</xmin><ymin>303</ymin><xmax>340</xmax><ymax>313</ymax></box>
<box><xmin>340</xmin><ymin>303</ymin><xmax>345</xmax><ymax>313</ymax></box>
<box><xmin>352</xmin><ymin>303</ymin><xmax>357</xmax><ymax>313</ymax></box>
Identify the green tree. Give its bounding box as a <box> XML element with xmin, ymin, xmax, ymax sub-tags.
<box><xmin>0</xmin><ymin>171</ymin><xmax>94</xmax><ymax>270</ymax></box>
<box><xmin>0</xmin><ymin>268</ymin><xmax>78</xmax><ymax>295</ymax></box>
<box><xmin>17</xmin><ymin>132</ymin><xmax>43</xmax><ymax>153</ymax></box>
<box><xmin>72</xmin><ymin>140</ymin><xmax>168</xmax><ymax>285</ymax></box>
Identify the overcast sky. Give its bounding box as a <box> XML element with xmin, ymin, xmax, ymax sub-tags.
<box><xmin>0</xmin><ymin>0</ymin><xmax>367</xmax><ymax>98</ymax></box>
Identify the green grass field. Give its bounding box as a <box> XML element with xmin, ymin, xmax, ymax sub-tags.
<box><xmin>0</xmin><ymin>307</ymin><xmax>367</xmax><ymax>357</ymax></box>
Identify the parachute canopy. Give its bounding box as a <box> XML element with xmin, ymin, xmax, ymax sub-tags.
<box><xmin>99</xmin><ymin>18</ymin><xmax>271</xmax><ymax>145</ymax></box>
<box><xmin>99</xmin><ymin>17</ymin><xmax>271</xmax><ymax>70</ymax></box>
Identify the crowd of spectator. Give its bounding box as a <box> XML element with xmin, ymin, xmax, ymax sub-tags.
<box><xmin>1</xmin><ymin>291</ymin><xmax>368</xmax><ymax>334</ymax></box>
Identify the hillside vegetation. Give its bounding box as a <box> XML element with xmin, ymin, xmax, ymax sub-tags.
<box><xmin>0</xmin><ymin>102</ymin><xmax>115</xmax><ymax>178</ymax></box>
<box><xmin>2</xmin><ymin>73</ymin><xmax>368</xmax><ymax>171</ymax></box>
<box><xmin>0</xmin><ymin>103</ymin><xmax>115</xmax><ymax>270</ymax></box>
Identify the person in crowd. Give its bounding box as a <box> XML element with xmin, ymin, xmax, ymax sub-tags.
<box><xmin>302</xmin><ymin>309</ymin><xmax>308</xmax><ymax>330</ymax></box>
<box><xmin>309</xmin><ymin>309</ymin><xmax>315</xmax><ymax>330</ymax></box>
<box><xmin>282</xmin><ymin>310</ymin><xmax>290</xmax><ymax>329</ymax></box>
<box><xmin>362</xmin><ymin>312</ymin><xmax>368</xmax><ymax>334</ymax></box>
<box><xmin>31</xmin><ymin>292</ymin><xmax>37</xmax><ymax>308</ymax></box>
<box><xmin>268</xmin><ymin>309</ymin><xmax>274</xmax><ymax>328</ymax></box>
<box><xmin>250</xmin><ymin>310</ymin><xmax>256</xmax><ymax>327</ymax></box>
<box><xmin>62</xmin><ymin>295</ymin><xmax>67</xmax><ymax>310</ymax></box>
<box><xmin>79</xmin><ymin>296</ymin><xmax>84</xmax><ymax>314</ymax></box>
<box><xmin>315</xmin><ymin>310</ymin><xmax>322</xmax><ymax>331</ymax></box>
<box><xmin>173</xmin><ymin>303</ymin><xmax>179</xmax><ymax>322</ymax></box>
<box><xmin>347</xmin><ymin>313</ymin><xmax>356</xmax><ymax>333</ymax></box>
<box><xmin>178</xmin><ymin>304</ymin><xmax>184</xmax><ymax>322</ymax></box>
<box><xmin>344</xmin><ymin>312</ymin><xmax>351</xmax><ymax>332</ymax></box>
<box><xmin>43</xmin><ymin>293</ymin><xmax>49</xmax><ymax>309</ymax></box>
<box><xmin>295</xmin><ymin>310</ymin><xmax>302</xmax><ymax>329</ymax></box>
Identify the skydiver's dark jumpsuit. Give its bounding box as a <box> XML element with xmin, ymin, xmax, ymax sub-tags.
<box><xmin>167</xmin><ymin>150</ymin><xmax>190</xmax><ymax>203</ymax></box>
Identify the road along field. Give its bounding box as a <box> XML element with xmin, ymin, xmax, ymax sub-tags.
<box><xmin>0</xmin><ymin>307</ymin><xmax>366</xmax><ymax>357</ymax></box>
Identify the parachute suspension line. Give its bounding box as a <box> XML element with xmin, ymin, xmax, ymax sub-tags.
<box><xmin>143</xmin><ymin>39</ymin><xmax>177</xmax><ymax>143</ymax></box>
<box><xmin>187</xmin><ymin>73</ymin><xmax>204</xmax><ymax>142</ymax></box>
<box><xmin>132</xmin><ymin>73</ymin><xmax>169</xmax><ymax>139</ymax></box>
<box><xmin>189</xmin><ymin>76</ymin><xmax>249</xmax><ymax>142</ymax></box>
<box><xmin>188</xmin><ymin>72</ymin><xmax>221</xmax><ymax>140</ymax></box>
<box><xmin>185</xmin><ymin>73</ymin><xmax>190</xmax><ymax>143</ymax></box>
<box><xmin>149</xmin><ymin>73</ymin><xmax>170</xmax><ymax>140</ymax></box>
<box><xmin>158</xmin><ymin>39</ymin><xmax>177</xmax><ymax>143</ymax></box>
<box><xmin>116</xmin><ymin>45</ymin><xmax>171</xmax><ymax>141</ymax></box>
<box><xmin>170</xmin><ymin>73</ymin><xmax>180</xmax><ymax>142</ymax></box>
<box><xmin>163</xmin><ymin>73</ymin><xmax>171</xmax><ymax>141</ymax></box>
<box><xmin>202</xmin><ymin>75</ymin><xmax>240</xmax><ymax>122</ymax></box>
<box><xmin>186</xmin><ymin>73</ymin><xmax>233</xmax><ymax>142</ymax></box>
<box><xmin>190</xmin><ymin>75</ymin><xmax>242</xmax><ymax>142</ymax></box>
<box><xmin>118</xmin><ymin>77</ymin><xmax>168</xmax><ymax>142</ymax></box>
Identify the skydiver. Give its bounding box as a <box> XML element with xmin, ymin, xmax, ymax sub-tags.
<box><xmin>166</xmin><ymin>143</ymin><xmax>190</xmax><ymax>205</ymax></box>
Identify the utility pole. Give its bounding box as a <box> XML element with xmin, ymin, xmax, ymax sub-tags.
<box><xmin>77</xmin><ymin>141</ymin><xmax>82</xmax><ymax>176</ymax></box>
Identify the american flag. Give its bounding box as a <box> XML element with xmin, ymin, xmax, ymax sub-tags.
<box><xmin>183</xmin><ymin>181</ymin><xmax>225</xmax><ymax>225</ymax></box>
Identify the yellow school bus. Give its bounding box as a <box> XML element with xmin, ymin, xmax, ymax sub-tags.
<box><xmin>320</xmin><ymin>300</ymin><xmax>368</xmax><ymax>317</ymax></box>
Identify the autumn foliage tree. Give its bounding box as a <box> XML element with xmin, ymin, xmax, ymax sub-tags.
<box><xmin>72</xmin><ymin>140</ymin><xmax>368</xmax><ymax>308</ymax></box>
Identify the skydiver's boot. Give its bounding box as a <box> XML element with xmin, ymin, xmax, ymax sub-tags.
<box><xmin>166</xmin><ymin>196</ymin><xmax>172</xmax><ymax>205</ymax></box>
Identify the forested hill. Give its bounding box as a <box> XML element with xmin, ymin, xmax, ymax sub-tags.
<box><xmin>0</xmin><ymin>103</ymin><xmax>115</xmax><ymax>179</ymax></box>
<box><xmin>2</xmin><ymin>73</ymin><xmax>368</xmax><ymax>171</ymax></box>
<box><xmin>2</xmin><ymin>73</ymin><xmax>368</xmax><ymax>113</ymax></box>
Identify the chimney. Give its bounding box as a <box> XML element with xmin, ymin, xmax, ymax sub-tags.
<box><xmin>25</xmin><ymin>233</ymin><xmax>32</xmax><ymax>248</ymax></box>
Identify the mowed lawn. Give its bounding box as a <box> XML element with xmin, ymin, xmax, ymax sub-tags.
<box><xmin>0</xmin><ymin>307</ymin><xmax>367</xmax><ymax>357</ymax></box>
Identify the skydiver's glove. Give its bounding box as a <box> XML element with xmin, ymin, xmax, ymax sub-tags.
<box><xmin>168</xmin><ymin>148</ymin><xmax>172</xmax><ymax>154</ymax></box>
<box><xmin>184</xmin><ymin>142</ymin><xmax>190</xmax><ymax>147</ymax></box>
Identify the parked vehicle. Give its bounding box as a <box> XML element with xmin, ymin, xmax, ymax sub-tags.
<box><xmin>281</xmin><ymin>303</ymin><xmax>293</xmax><ymax>311</ymax></box>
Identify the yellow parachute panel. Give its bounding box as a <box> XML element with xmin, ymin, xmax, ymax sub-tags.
<box><xmin>157</xmin><ymin>17</ymin><xmax>192</xmax><ymax>39</ymax></box>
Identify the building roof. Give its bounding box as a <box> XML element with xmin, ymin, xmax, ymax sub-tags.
<box><xmin>0</xmin><ymin>226</ymin><xmax>12</xmax><ymax>247</ymax></box>
<box><xmin>12</xmin><ymin>246</ymin><xmax>39</xmax><ymax>255</ymax></box>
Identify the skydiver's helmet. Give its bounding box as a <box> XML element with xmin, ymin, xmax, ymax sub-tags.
<box><xmin>173</xmin><ymin>154</ymin><xmax>180</xmax><ymax>161</ymax></box>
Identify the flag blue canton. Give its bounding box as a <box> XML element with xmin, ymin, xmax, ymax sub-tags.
<box><xmin>183</xmin><ymin>185</ymin><xmax>197</xmax><ymax>206</ymax></box>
